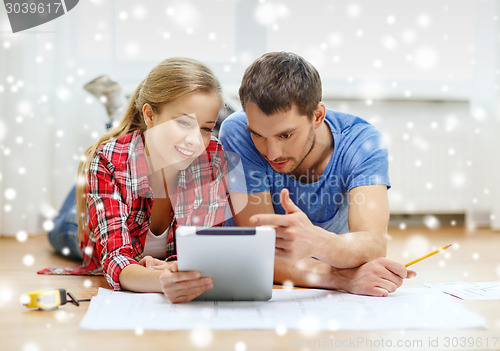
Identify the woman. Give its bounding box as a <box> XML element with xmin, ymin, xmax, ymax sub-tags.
<box><xmin>49</xmin><ymin>58</ymin><xmax>229</xmax><ymax>303</ymax></box>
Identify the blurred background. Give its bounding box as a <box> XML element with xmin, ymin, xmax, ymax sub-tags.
<box><xmin>0</xmin><ymin>0</ymin><xmax>499</xmax><ymax>236</ymax></box>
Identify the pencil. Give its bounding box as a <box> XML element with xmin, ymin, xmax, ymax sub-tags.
<box><xmin>405</xmin><ymin>244</ymin><xmax>452</xmax><ymax>267</ymax></box>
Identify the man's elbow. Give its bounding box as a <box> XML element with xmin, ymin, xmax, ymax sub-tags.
<box><xmin>358</xmin><ymin>231</ymin><xmax>387</xmax><ymax>264</ymax></box>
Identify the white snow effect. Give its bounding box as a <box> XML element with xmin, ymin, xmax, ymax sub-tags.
<box><xmin>0</xmin><ymin>120</ymin><xmax>7</xmax><ymax>141</ymax></box>
<box><xmin>275</xmin><ymin>324</ymin><xmax>287</xmax><ymax>336</ymax></box>
<box><xmin>62</xmin><ymin>247</ymin><xmax>70</xmax><ymax>256</ymax></box>
<box><xmin>0</xmin><ymin>285</ymin><xmax>13</xmax><ymax>305</ymax></box>
<box><xmin>471</xmin><ymin>106</ymin><xmax>488</xmax><ymax>122</ymax></box>
<box><xmin>386</xmin><ymin>15</ymin><xmax>396</xmax><ymax>25</ymax></box>
<box><xmin>118</xmin><ymin>11</ymin><xmax>128</xmax><ymax>21</ymax></box>
<box><xmin>346</xmin><ymin>3</ymin><xmax>362</xmax><ymax>18</ymax></box>
<box><xmin>190</xmin><ymin>326</ymin><xmax>213</xmax><ymax>348</ymax></box>
<box><xmin>414</xmin><ymin>47</ymin><xmax>438</xmax><ymax>71</ymax></box>
<box><xmin>423</xmin><ymin>215</ymin><xmax>440</xmax><ymax>230</ymax></box>
<box><xmin>135</xmin><ymin>327</ymin><xmax>144</xmax><ymax>336</ymax></box>
<box><xmin>416</xmin><ymin>13</ymin><xmax>432</xmax><ymax>28</ymax></box>
<box><xmin>22</xmin><ymin>342</ymin><xmax>40</xmax><ymax>351</ymax></box>
<box><xmin>23</xmin><ymin>254</ymin><xmax>35</xmax><ymax>266</ymax></box>
<box><xmin>42</xmin><ymin>220</ymin><xmax>55</xmax><ymax>232</ymax></box>
<box><xmin>282</xmin><ymin>280</ymin><xmax>294</xmax><ymax>290</ymax></box>
<box><xmin>472</xmin><ymin>252</ymin><xmax>480</xmax><ymax>260</ymax></box>
<box><xmin>254</xmin><ymin>3</ymin><xmax>289</xmax><ymax>27</ymax></box>
<box><xmin>298</xmin><ymin>314</ymin><xmax>321</xmax><ymax>337</ymax></box>
<box><xmin>382</xmin><ymin>36</ymin><xmax>397</xmax><ymax>50</ymax></box>
<box><xmin>451</xmin><ymin>172</ymin><xmax>466</xmax><ymax>188</ymax></box>
<box><xmin>328</xmin><ymin>319</ymin><xmax>340</xmax><ymax>331</ymax></box>
<box><xmin>405</xmin><ymin>235</ymin><xmax>430</xmax><ymax>257</ymax></box>
<box><xmin>234</xmin><ymin>341</ymin><xmax>247</xmax><ymax>351</ymax></box>
<box><xmin>4</xmin><ymin>188</ymin><xmax>16</xmax><ymax>200</ymax></box>
<box><xmin>125</xmin><ymin>43</ymin><xmax>140</xmax><ymax>57</ymax></box>
<box><xmin>401</xmin><ymin>29</ymin><xmax>416</xmax><ymax>43</ymax></box>
<box><xmin>373</xmin><ymin>59</ymin><xmax>383</xmax><ymax>69</ymax></box>
<box><xmin>167</xmin><ymin>2</ymin><xmax>202</xmax><ymax>29</ymax></box>
<box><xmin>18</xmin><ymin>100</ymin><xmax>32</xmax><ymax>115</ymax></box>
<box><xmin>328</xmin><ymin>32</ymin><xmax>343</xmax><ymax>47</ymax></box>
<box><xmin>303</xmin><ymin>47</ymin><xmax>326</xmax><ymax>68</ymax></box>
<box><xmin>16</xmin><ymin>230</ymin><xmax>28</xmax><ymax>242</ymax></box>
<box><xmin>83</xmin><ymin>279</ymin><xmax>92</xmax><ymax>288</ymax></box>
<box><xmin>132</xmin><ymin>5</ymin><xmax>147</xmax><ymax>20</ymax></box>
<box><xmin>57</xmin><ymin>87</ymin><xmax>71</xmax><ymax>101</ymax></box>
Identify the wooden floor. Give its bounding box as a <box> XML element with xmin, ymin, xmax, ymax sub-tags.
<box><xmin>1</xmin><ymin>227</ymin><xmax>499</xmax><ymax>351</ymax></box>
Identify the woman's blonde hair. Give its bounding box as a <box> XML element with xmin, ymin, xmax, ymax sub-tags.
<box><xmin>76</xmin><ymin>57</ymin><xmax>222</xmax><ymax>239</ymax></box>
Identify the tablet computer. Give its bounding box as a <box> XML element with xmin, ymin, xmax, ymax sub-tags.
<box><xmin>176</xmin><ymin>226</ymin><xmax>276</xmax><ymax>301</ymax></box>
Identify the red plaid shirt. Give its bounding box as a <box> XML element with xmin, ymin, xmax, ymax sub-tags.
<box><xmin>81</xmin><ymin>130</ymin><xmax>228</xmax><ymax>290</ymax></box>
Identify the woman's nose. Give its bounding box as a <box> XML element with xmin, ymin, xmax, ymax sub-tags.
<box><xmin>184</xmin><ymin>129</ymin><xmax>202</xmax><ymax>147</ymax></box>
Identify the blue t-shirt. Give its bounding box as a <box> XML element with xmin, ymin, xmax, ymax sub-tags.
<box><xmin>219</xmin><ymin>109</ymin><xmax>390</xmax><ymax>234</ymax></box>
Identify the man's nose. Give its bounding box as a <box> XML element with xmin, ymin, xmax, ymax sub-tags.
<box><xmin>264</xmin><ymin>139</ymin><xmax>282</xmax><ymax>161</ymax></box>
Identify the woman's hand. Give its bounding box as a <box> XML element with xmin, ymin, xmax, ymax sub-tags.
<box><xmin>139</xmin><ymin>255</ymin><xmax>170</xmax><ymax>270</ymax></box>
<box><xmin>158</xmin><ymin>261</ymin><xmax>213</xmax><ymax>303</ymax></box>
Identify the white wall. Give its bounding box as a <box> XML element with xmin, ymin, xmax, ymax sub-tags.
<box><xmin>0</xmin><ymin>0</ymin><xmax>499</xmax><ymax>234</ymax></box>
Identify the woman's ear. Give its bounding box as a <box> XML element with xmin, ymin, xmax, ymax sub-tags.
<box><xmin>142</xmin><ymin>103</ymin><xmax>155</xmax><ymax>128</ymax></box>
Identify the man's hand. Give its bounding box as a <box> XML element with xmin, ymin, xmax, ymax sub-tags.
<box><xmin>337</xmin><ymin>257</ymin><xmax>417</xmax><ymax>297</ymax></box>
<box><xmin>158</xmin><ymin>261</ymin><xmax>213</xmax><ymax>303</ymax></box>
<box><xmin>250</xmin><ymin>188</ymin><xmax>319</xmax><ymax>260</ymax></box>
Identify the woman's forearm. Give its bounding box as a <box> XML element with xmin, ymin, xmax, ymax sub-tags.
<box><xmin>119</xmin><ymin>264</ymin><xmax>163</xmax><ymax>292</ymax></box>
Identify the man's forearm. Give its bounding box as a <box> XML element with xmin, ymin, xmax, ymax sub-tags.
<box><xmin>274</xmin><ymin>256</ymin><xmax>350</xmax><ymax>291</ymax></box>
<box><xmin>313</xmin><ymin>227</ymin><xmax>387</xmax><ymax>268</ymax></box>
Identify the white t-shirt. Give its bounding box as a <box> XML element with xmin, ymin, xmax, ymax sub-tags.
<box><xmin>142</xmin><ymin>228</ymin><xmax>169</xmax><ymax>260</ymax></box>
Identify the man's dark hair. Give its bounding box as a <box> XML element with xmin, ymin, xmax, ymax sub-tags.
<box><xmin>239</xmin><ymin>52</ymin><xmax>322</xmax><ymax>118</ymax></box>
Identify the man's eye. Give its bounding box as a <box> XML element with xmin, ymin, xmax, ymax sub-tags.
<box><xmin>280</xmin><ymin>133</ymin><xmax>293</xmax><ymax>139</ymax></box>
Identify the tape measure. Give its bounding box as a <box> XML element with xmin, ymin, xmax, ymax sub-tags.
<box><xmin>22</xmin><ymin>289</ymin><xmax>89</xmax><ymax>310</ymax></box>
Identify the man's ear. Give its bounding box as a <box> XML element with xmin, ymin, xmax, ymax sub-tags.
<box><xmin>312</xmin><ymin>102</ymin><xmax>326</xmax><ymax>129</ymax></box>
<box><xmin>142</xmin><ymin>103</ymin><xmax>155</xmax><ymax>128</ymax></box>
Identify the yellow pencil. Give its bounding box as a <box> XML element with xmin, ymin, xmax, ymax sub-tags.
<box><xmin>405</xmin><ymin>244</ymin><xmax>452</xmax><ymax>267</ymax></box>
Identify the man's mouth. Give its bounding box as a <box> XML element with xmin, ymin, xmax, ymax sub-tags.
<box><xmin>269</xmin><ymin>160</ymin><xmax>290</xmax><ymax>169</ymax></box>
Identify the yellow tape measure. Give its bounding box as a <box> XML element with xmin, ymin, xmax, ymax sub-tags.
<box><xmin>22</xmin><ymin>289</ymin><xmax>89</xmax><ymax>309</ymax></box>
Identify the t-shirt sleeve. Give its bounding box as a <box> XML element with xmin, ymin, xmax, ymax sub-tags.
<box><xmin>219</xmin><ymin>112</ymin><xmax>271</xmax><ymax>194</ymax></box>
<box><xmin>343</xmin><ymin>125</ymin><xmax>391</xmax><ymax>192</ymax></box>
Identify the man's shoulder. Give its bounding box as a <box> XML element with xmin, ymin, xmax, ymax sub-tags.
<box><xmin>220</xmin><ymin>110</ymin><xmax>248</xmax><ymax>133</ymax></box>
<box><xmin>325</xmin><ymin>109</ymin><xmax>382</xmax><ymax>139</ymax></box>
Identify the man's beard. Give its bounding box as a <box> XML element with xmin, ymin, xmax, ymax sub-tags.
<box><xmin>273</xmin><ymin>126</ymin><xmax>316</xmax><ymax>175</ymax></box>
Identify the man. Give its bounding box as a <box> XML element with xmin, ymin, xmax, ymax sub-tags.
<box><xmin>220</xmin><ymin>52</ymin><xmax>415</xmax><ymax>297</ymax></box>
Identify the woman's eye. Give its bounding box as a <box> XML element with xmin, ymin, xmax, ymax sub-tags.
<box><xmin>177</xmin><ymin>119</ymin><xmax>191</xmax><ymax>127</ymax></box>
<box><xmin>202</xmin><ymin>127</ymin><xmax>213</xmax><ymax>133</ymax></box>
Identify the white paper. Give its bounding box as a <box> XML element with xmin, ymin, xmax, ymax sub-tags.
<box><xmin>425</xmin><ymin>282</ymin><xmax>500</xmax><ymax>300</ymax></box>
<box><xmin>80</xmin><ymin>288</ymin><xmax>487</xmax><ymax>331</ymax></box>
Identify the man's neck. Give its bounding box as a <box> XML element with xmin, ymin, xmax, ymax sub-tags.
<box><xmin>289</xmin><ymin>121</ymin><xmax>334</xmax><ymax>183</ymax></box>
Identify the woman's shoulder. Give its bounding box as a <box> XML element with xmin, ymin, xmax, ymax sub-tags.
<box><xmin>206</xmin><ymin>136</ymin><xmax>224</xmax><ymax>153</ymax></box>
<box><xmin>94</xmin><ymin>130</ymin><xmax>145</xmax><ymax>169</ymax></box>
